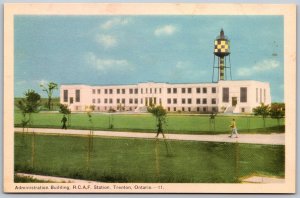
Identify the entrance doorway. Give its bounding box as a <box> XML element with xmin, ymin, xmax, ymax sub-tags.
<box><xmin>70</xmin><ymin>97</ymin><xmax>74</xmax><ymax>104</ymax></box>
<box><xmin>232</xmin><ymin>97</ymin><xmax>237</xmax><ymax>106</ymax></box>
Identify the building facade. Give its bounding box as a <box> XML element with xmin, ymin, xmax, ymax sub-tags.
<box><xmin>60</xmin><ymin>80</ymin><xmax>271</xmax><ymax>114</ymax></box>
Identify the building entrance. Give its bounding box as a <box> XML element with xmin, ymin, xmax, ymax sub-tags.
<box><xmin>232</xmin><ymin>97</ymin><xmax>237</xmax><ymax>106</ymax></box>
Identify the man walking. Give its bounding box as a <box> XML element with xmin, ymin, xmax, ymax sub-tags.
<box><xmin>229</xmin><ymin>118</ymin><xmax>238</xmax><ymax>138</ymax></box>
<box><xmin>61</xmin><ymin>114</ymin><xmax>67</xmax><ymax>130</ymax></box>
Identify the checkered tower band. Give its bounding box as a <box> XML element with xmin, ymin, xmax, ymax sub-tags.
<box><xmin>214</xmin><ymin>39</ymin><xmax>230</xmax><ymax>54</ymax></box>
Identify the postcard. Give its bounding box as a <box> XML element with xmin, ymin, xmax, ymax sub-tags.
<box><xmin>3</xmin><ymin>3</ymin><xmax>296</xmax><ymax>193</ymax></box>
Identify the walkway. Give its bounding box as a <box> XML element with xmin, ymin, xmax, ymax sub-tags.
<box><xmin>14</xmin><ymin>128</ymin><xmax>284</xmax><ymax>145</ymax></box>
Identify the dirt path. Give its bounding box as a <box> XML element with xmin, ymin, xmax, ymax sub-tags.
<box><xmin>15</xmin><ymin>128</ymin><xmax>284</xmax><ymax>145</ymax></box>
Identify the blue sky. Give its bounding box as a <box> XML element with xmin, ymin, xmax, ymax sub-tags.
<box><xmin>14</xmin><ymin>15</ymin><xmax>284</xmax><ymax>101</ymax></box>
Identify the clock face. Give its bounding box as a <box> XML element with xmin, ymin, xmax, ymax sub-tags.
<box><xmin>214</xmin><ymin>39</ymin><xmax>230</xmax><ymax>54</ymax></box>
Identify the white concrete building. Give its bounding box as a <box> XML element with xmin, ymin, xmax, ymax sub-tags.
<box><xmin>60</xmin><ymin>80</ymin><xmax>271</xmax><ymax>114</ymax></box>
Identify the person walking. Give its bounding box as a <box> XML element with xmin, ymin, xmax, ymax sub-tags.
<box><xmin>229</xmin><ymin>118</ymin><xmax>238</xmax><ymax>138</ymax></box>
<box><xmin>61</xmin><ymin>115</ymin><xmax>67</xmax><ymax>130</ymax></box>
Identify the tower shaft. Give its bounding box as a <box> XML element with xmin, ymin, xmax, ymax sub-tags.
<box><xmin>219</xmin><ymin>57</ymin><xmax>225</xmax><ymax>80</ymax></box>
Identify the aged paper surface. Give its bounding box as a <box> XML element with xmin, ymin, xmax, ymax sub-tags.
<box><xmin>3</xmin><ymin>3</ymin><xmax>296</xmax><ymax>193</ymax></box>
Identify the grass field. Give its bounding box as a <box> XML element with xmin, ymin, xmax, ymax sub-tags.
<box><xmin>14</xmin><ymin>112</ymin><xmax>285</xmax><ymax>134</ymax></box>
<box><xmin>14</xmin><ymin>133</ymin><xmax>285</xmax><ymax>183</ymax></box>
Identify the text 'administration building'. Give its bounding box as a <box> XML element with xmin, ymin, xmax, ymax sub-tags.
<box><xmin>60</xmin><ymin>29</ymin><xmax>271</xmax><ymax>114</ymax></box>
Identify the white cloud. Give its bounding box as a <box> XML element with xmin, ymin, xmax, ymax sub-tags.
<box><xmin>154</xmin><ymin>25</ymin><xmax>177</xmax><ymax>36</ymax></box>
<box><xmin>38</xmin><ymin>79</ymin><xmax>49</xmax><ymax>86</ymax></box>
<box><xmin>15</xmin><ymin>80</ymin><xmax>27</xmax><ymax>85</ymax></box>
<box><xmin>85</xmin><ymin>52</ymin><xmax>134</xmax><ymax>73</ymax></box>
<box><xmin>95</xmin><ymin>34</ymin><xmax>117</xmax><ymax>48</ymax></box>
<box><xmin>237</xmin><ymin>59</ymin><xmax>280</xmax><ymax>77</ymax></box>
<box><xmin>101</xmin><ymin>18</ymin><xmax>130</xmax><ymax>30</ymax></box>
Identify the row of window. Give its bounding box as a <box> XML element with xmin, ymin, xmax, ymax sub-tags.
<box><xmin>92</xmin><ymin>87</ymin><xmax>217</xmax><ymax>95</ymax></box>
<box><xmin>166</xmin><ymin>106</ymin><xmax>218</xmax><ymax>112</ymax></box>
<box><xmin>92</xmin><ymin>88</ymin><xmax>162</xmax><ymax>95</ymax></box>
<box><xmin>167</xmin><ymin>87</ymin><xmax>216</xmax><ymax>94</ymax></box>
<box><xmin>256</xmin><ymin>88</ymin><xmax>266</xmax><ymax>103</ymax></box>
<box><xmin>92</xmin><ymin>98</ymin><xmax>162</xmax><ymax>105</ymax></box>
<box><xmin>167</xmin><ymin>98</ymin><xmax>216</xmax><ymax>105</ymax></box>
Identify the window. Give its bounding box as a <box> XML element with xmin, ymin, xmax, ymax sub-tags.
<box><xmin>167</xmin><ymin>88</ymin><xmax>171</xmax><ymax>94</ymax></box>
<box><xmin>212</xmin><ymin>87</ymin><xmax>216</xmax><ymax>93</ymax></box>
<box><xmin>97</xmin><ymin>89</ymin><xmax>101</xmax><ymax>94</ymax></box>
<box><xmin>182</xmin><ymin>88</ymin><xmax>186</xmax><ymax>94</ymax></box>
<box><xmin>182</xmin><ymin>98</ymin><xmax>186</xmax><ymax>104</ymax></box>
<box><xmin>197</xmin><ymin>107</ymin><xmax>200</xmax><ymax>112</ymax></box>
<box><xmin>117</xmin><ymin>89</ymin><xmax>120</xmax><ymax>94</ymax></box>
<box><xmin>173</xmin><ymin>88</ymin><xmax>177</xmax><ymax>94</ymax></box>
<box><xmin>196</xmin><ymin>98</ymin><xmax>201</xmax><ymax>104</ymax></box>
<box><xmin>154</xmin><ymin>88</ymin><xmax>157</xmax><ymax>94</ymax></box>
<box><xmin>104</xmin><ymin>99</ymin><xmax>108</xmax><ymax>104</ymax></box>
<box><xmin>122</xmin><ymin>98</ymin><xmax>125</xmax><ymax>104</ymax></box>
<box><xmin>167</xmin><ymin>107</ymin><xmax>170</xmax><ymax>112</ymax></box>
<box><xmin>167</xmin><ymin>98</ymin><xmax>171</xmax><ymax>104</ymax></box>
<box><xmin>241</xmin><ymin>108</ymin><xmax>245</xmax><ymax>113</ymax></box>
<box><xmin>159</xmin><ymin>88</ymin><xmax>162</xmax><ymax>94</ymax></box>
<box><xmin>174</xmin><ymin>107</ymin><xmax>176</xmax><ymax>111</ymax></box>
<box><xmin>203</xmin><ymin>107</ymin><xmax>207</xmax><ymax>112</ymax></box>
<box><xmin>188</xmin><ymin>98</ymin><xmax>192</xmax><ymax>104</ymax></box>
<box><xmin>202</xmin><ymin>98</ymin><xmax>207</xmax><ymax>104</ymax></box>
<box><xmin>75</xmin><ymin>90</ymin><xmax>80</xmax><ymax>102</ymax></box>
<box><xmin>146</xmin><ymin>88</ymin><xmax>148</xmax><ymax>94</ymax></box>
<box><xmin>141</xmin><ymin>88</ymin><xmax>143</xmax><ymax>94</ymax></box>
<box><xmin>97</xmin><ymin>99</ymin><xmax>100</xmax><ymax>103</ymax></box>
<box><xmin>240</xmin><ymin>87</ymin><xmax>247</xmax><ymax>103</ymax></box>
<box><xmin>159</xmin><ymin>98</ymin><xmax>162</xmax><ymax>105</ymax></box>
<box><xmin>256</xmin><ymin>88</ymin><xmax>258</xmax><ymax>103</ymax></box>
<box><xmin>260</xmin><ymin>88</ymin><xmax>262</xmax><ymax>103</ymax></box>
<box><xmin>122</xmin><ymin>89</ymin><xmax>125</xmax><ymax>94</ymax></box>
<box><xmin>173</xmin><ymin>98</ymin><xmax>177</xmax><ymax>104</ymax></box>
<box><xmin>150</xmin><ymin>88</ymin><xmax>152</xmax><ymax>94</ymax></box>
<box><xmin>135</xmin><ymin>88</ymin><xmax>138</xmax><ymax>94</ymax></box>
<box><xmin>188</xmin><ymin>107</ymin><xmax>191</xmax><ymax>112</ymax></box>
<box><xmin>196</xmin><ymin>88</ymin><xmax>201</xmax><ymax>93</ymax></box>
<box><xmin>63</xmin><ymin>90</ymin><xmax>68</xmax><ymax>102</ymax></box>
<box><xmin>222</xmin><ymin>88</ymin><xmax>229</xmax><ymax>103</ymax></box>
<box><xmin>135</xmin><ymin>98</ymin><xmax>138</xmax><ymax>104</ymax></box>
<box><xmin>92</xmin><ymin>99</ymin><xmax>95</xmax><ymax>103</ymax></box>
<box><xmin>129</xmin><ymin>89</ymin><xmax>133</xmax><ymax>94</ymax></box>
<box><xmin>211</xmin><ymin>98</ymin><xmax>216</xmax><ymax>104</ymax></box>
<box><xmin>92</xmin><ymin>89</ymin><xmax>95</xmax><ymax>94</ymax></box>
<box><xmin>141</xmin><ymin>98</ymin><xmax>143</xmax><ymax>104</ymax></box>
<box><xmin>203</xmin><ymin>87</ymin><xmax>207</xmax><ymax>94</ymax></box>
<box><xmin>182</xmin><ymin>107</ymin><xmax>185</xmax><ymax>111</ymax></box>
<box><xmin>109</xmin><ymin>89</ymin><xmax>113</xmax><ymax>94</ymax></box>
<box><xmin>109</xmin><ymin>99</ymin><xmax>113</xmax><ymax>104</ymax></box>
<box><xmin>117</xmin><ymin>99</ymin><xmax>120</xmax><ymax>104</ymax></box>
<box><xmin>129</xmin><ymin>99</ymin><xmax>133</xmax><ymax>104</ymax></box>
<box><xmin>188</xmin><ymin>88</ymin><xmax>192</xmax><ymax>93</ymax></box>
<box><xmin>105</xmin><ymin>89</ymin><xmax>108</xmax><ymax>94</ymax></box>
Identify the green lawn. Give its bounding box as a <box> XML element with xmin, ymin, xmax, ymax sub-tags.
<box><xmin>15</xmin><ymin>133</ymin><xmax>285</xmax><ymax>183</ymax></box>
<box><xmin>14</xmin><ymin>112</ymin><xmax>285</xmax><ymax>134</ymax></box>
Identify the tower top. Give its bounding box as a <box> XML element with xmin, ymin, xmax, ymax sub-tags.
<box><xmin>216</xmin><ymin>28</ymin><xmax>228</xmax><ymax>40</ymax></box>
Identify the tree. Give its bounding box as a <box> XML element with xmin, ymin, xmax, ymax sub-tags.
<box><xmin>40</xmin><ymin>82</ymin><xmax>58</xmax><ymax>110</ymax></box>
<box><xmin>252</xmin><ymin>103</ymin><xmax>270</xmax><ymax>128</ymax></box>
<box><xmin>59</xmin><ymin>104</ymin><xmax>71</xmax><ymax>126</ymax></box>
<box><xmin>148</xmin><ymin>105</ymin><xmax>167</xmax><ymax>138</ymax></box>
<box><xmin>16</xmin><ymin>89</ymin><xmax>41</xmax><ymax>131</ymax></box>
<box><xmin>269</xmin><ymin>103</ymin><xmax>285</xmax><ymax>129</ymax></box>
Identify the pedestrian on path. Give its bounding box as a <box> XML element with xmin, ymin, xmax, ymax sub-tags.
<box><xmin>61</xmin><ymin>115</ymin><xmax>67</xmax><ymax>130</ymax></box>
<box><xmin>229</xmin><ymin>118</ymin><xmax>238</xmax><ymax>138</ymax></box>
